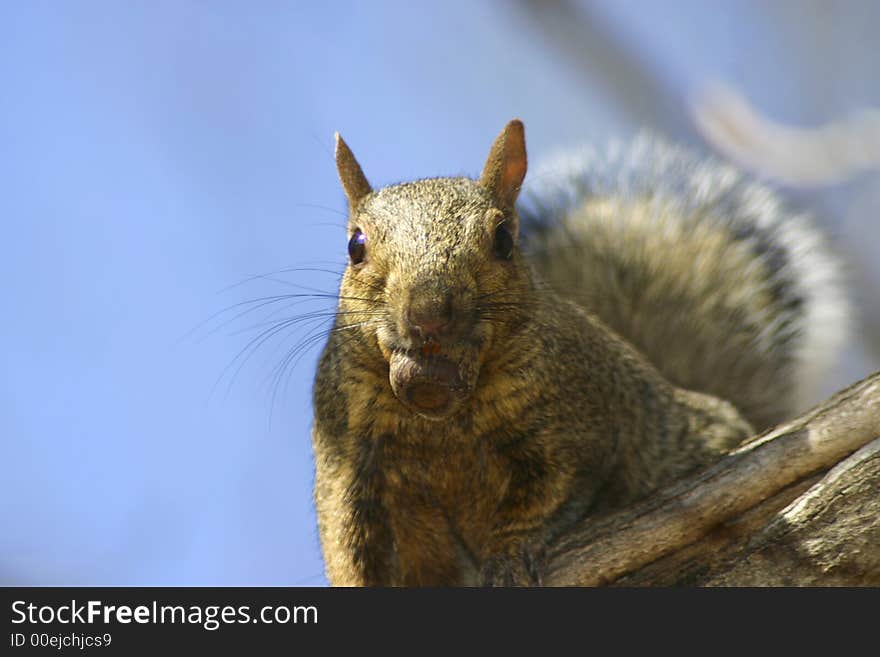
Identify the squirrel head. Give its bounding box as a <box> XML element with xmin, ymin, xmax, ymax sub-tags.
<box><xmin>333</xmin><ymin>120</ymin><xmax>532</xmax><ymax>421</ymax></box>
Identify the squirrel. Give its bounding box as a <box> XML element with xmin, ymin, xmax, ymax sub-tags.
<box><xmin>310</xmin><ymin>119</ymin><xmax>849</xmax><ymax>586</ymax></box>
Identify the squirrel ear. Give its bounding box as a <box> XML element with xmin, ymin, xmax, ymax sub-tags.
<box><xmin>479</xmin><ymin>119</ymin><xmax>527</xmax><ymax>212</ymax></box>
<box><xmin>335</xmin><ymin>132</ymin><xmax>372</xmax><ymax>207</ymax></box>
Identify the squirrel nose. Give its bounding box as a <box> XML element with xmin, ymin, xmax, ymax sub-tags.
<box><xmin>407</xmin><ymin>294</ymin><xmax>454</xmax><ymax>339</ymax></box>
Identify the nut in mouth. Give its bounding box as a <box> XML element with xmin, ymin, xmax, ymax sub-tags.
<box><xmin>388</xmin><ymin>347</ymin><xmax>470</xmax><ymax>420</ymax></box>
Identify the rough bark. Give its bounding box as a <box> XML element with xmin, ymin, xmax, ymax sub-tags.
<box><xmin>541</xmin><ymin>371</ymin><xmax>880</xmax><ymax>586</ymax></box>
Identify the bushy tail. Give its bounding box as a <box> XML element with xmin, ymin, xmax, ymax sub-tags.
<box><xmin>520</xmin><ymin>136</ymin><xmax>849</xmax><ymax>430</ymax></box>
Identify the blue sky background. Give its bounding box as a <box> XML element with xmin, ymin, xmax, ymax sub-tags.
<box><xmin>2</xmin><ymin>1</ymin><xmax>878</xmax><ymax>585</ymax></box>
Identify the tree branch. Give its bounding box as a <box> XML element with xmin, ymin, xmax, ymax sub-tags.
<box><xmin>542</xmin><ymin>371</ymin><xmax>880</xmax><ymax>586</ymax></box>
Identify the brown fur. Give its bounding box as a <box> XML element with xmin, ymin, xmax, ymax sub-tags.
<box><xmin>312</xmin><ymin>121</ymin><xmax>752</xmax><ymax>586</ymax></box>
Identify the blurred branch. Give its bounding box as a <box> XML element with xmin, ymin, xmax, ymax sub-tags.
<box><xmin>514</xmin><ymin>0</ymin><xmax>696</xmax><ymax>140</ymax></box>
<box><xmin>693</xmin><ymin>82</ymin><xmax>880</xmax><ymax>186</ymax></box>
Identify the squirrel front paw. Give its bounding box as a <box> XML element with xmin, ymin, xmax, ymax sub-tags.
<box><xmin>479</xmin><ymin>542</ymin><xmax>544</xmax><ymax>587</ymax></box>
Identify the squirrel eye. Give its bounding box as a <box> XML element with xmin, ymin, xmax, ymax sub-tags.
<box><xmin>492</xmin><ymin>222</ymin><xmax>514</xmax><ymax>260</ymax></box>
<box><xmin>348</xmin><ymin>229</ymin><xmax>366</xmax><ymax>265</ymax></box>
